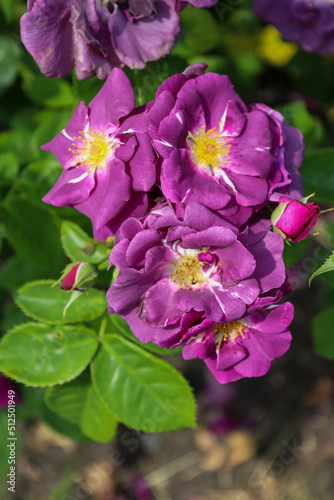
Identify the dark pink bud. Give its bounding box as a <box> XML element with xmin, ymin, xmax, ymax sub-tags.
<box><xmin>61</xmin><ymin>262</ymin><xmax>97</xmax><ymax>291</ymax></box>
<box><xmin>61</xmin><ymin>263</ymin><xmax>81</xmax><ymax>290</ymax></box>
<box><xmin>272</xmin><ymin>196</ymin><xmax>321</xmax><ymax>242</ymax></box>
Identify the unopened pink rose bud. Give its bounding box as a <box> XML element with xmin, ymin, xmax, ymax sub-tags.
<box><xmin>271</xmin><ymin>196</ymin><xmax>321</xmax><ymax>242</ymax></box>
<box><xmin>61</xmin><ymin>262</ymin><xmax>97</xmax><ymax>291</ymax></box>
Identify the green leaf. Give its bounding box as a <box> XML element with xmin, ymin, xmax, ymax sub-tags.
<box><xmin>283</xmin><ymin>238</ymin><xmax>310</xmax><ymax>269</ymax></box>
<box><xmin>0</xmin><ymin>152</ymin><xmax>19</xmax><ymax>186</ymax></box>
<box><xmin>0</xmin><ymin>128</ymin><xmax>34</xmax><ymax>166</ymax></box>
<box><xmin>23</xmin><ymin>75</ymin><xmax>75</xmax><ymax>108</ymax></box>
<box><xmin>301</xmin><ymin>148</ymin><xmax>334</xmax><ymax>204</ymax></box>
<box><xmin>0</xmin><ymin>36</ymin><xmax>20</xmax><ymax>96</ymax></box>
<box><xmin>173</xmin><ymin>5</ymin><xmax>220</xmax><ymax>58</ymax></box>
<box><xmin>45</xmin><ymin>372</ymin><xmax>118</xmax><ymax>442</ymax></box>
<box><xmin>32</xmin><ymin>109</ymin><xmax>73</xmax><ymax>159</ymax></box>
<box><xmin>73</xmin><ymin>75</ymin><xmax>104</xmax><ymax>105</ymax></box>
<box><xmin>309</xmin><ymin>251</ymin><xmax>334</xmax><ymax>285</ymax></box>
<box><xmin>124</xmin><ymin>56</ymin><xmax>187</xmax><ymax>106</ymax></box>
<box><xmin>13</xmin><ymin>160</ymin><xmax>62</xmax><ymax>207</ymax></box>
<box><xmin>91</xmin><ymin>334</ymin><xmax>196</xmax><ymax>432</ymax></box>
<box><xmin>0</xmin><ymin>322</ymin><xmax>98</xmax><ymax>386</ymax></box>
<box><xmin>0</xmin><ymin>256</ymin><xmax>49</xmax><ymax>291</ymax></box>
<box><xmin>2</xmin><ymin>195</ymin><xmax>65</xmax><ymax>273</ymax></box>
<box><xmin>15</xmin><ymin>280</ymin><xmax>107</xmax><ymax>324</ymax></box>
<box><xmin>313</xmin><ymin>308</ymin><xmax>334</xmax><ymax>359</ymax></box>
<box><xmin>61</xmin><ymin>221</ymin><xmax>110</xmax><ymax>264</ymax></box>
<box><xmin>275</xmin><ymin>101</ymin><xmax>324</xmax><ymax>149</ymax></box>
<box><xmin>39</xmin><ymin>398</ymin><xmax>89</xmax><ymax>441</ymax></box>
<box><xmin>1</xmin><ymin>302</ymin><xmax>26</xmax><ymax>333</ymax></box>
<box><xmin>109</xmin><ymin>314</ymin><xmax>182</xmax><ymax>356</ymax></box>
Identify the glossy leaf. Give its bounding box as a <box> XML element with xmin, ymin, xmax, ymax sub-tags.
<box><xmin>92</xmin><ymin>334</ymin><xmax>196</xmax><ymax>432</ymax></box>
<box><xmin>15</xmin><ymin>280</ymin><xmax>107</xmax><ymax>324</ymax></box>
<box><xmin>61</xmin><ymin>221</ymin><xmax>111</xmax><ymax>264</ymax></box>
<box><xmin>0</xmin><ymin>323</ymin><xmax>98</xmax><ymax>386</ymax></box>
<box><xmin>45</xmin><ymin>373</ymin><xmax>117</xmax><ymax>442</ymax></box>
<box><xmin>2</xmin><ymin>195</ymin><xmax>65</xmax><ymax>272</ymax></box>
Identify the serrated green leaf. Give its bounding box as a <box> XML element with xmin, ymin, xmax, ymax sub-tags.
<box><xmin>0</xmin><ymin>323</ymin><xmax>98</xmax><ymax>386</ymax></box>
<box><xmin>309</xmin><ymin>251</ymin><xmax>334</xmax><ymax>285</ymax></box>
<box><xmin>61</xmin><ymin>221</ymin><xmax>110</xmax><ymax>264</ymax></box>
<box><xmin>2</xmin><ymin>195</ymin><xmax>65</xmax><ymax>273</ymax></box>
<box><xmin>301</xmin><ymin>148</ymin><xmax>334</xmax><ymax>204</ymax></box>
<box><xmin>15</xmin><ymin>280</ymin><xmax>107</xmax><ymax>324</ymax></box>
<box><xmin>45</xmin><ymin>372</ymin><xmax>117</xmax><ymax>442</ymax></box>
<box><xmin>91</xmin><ymin>334</ymin><xmax>196</xmax><ymax>432</ymax></box>
<box><xmin>313</xmin><ymin>308</ymin><xmax>334</xmax><ymax>359</ymax></box>
<box><xmin>109</xmin><ymin>314</ymin><xmax>182</xmax><ymax>356</ymax></box>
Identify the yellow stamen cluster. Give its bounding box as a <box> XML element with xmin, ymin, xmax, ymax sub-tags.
<box><xmin>190</xmin><ymin>126</ymin><xmax>233</xmax><ymax>170</ymax></box>
<box><xmin>69</xmin><ymin>128</ymin><xmax>114</xmax><ymax>172</ymax></box>
<box><xmin>170</xmin><ymin>255</ymin><xmax>205</xmax><ymax>290</ymax></box>
<box><xmin>214</xmin><ymin>321</ymin><xmax>247</xmax><ymax>344</ymax></box>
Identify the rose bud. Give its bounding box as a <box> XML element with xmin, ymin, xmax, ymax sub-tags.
<box><xmin>61</xmin><ymin>262</ymin><xmax>97</xmax><ymax>291</ymax></box>
<box><xmin>271</xmin><ymin>196</ymin><xmax>321</xmax><ymax>242</ymax></box>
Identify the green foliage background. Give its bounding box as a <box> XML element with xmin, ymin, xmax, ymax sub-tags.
<box><xmin>1</xmin><ymin>0</ymin><xmax>334</xmax><ymax>492</ymax></box>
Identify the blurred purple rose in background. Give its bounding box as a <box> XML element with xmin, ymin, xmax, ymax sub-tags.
<box><xmin>253</xmin><ymin>0</ymin><xmax>334</xmax><ymax>54</ymax></box>
<box><xmin>20</xmin><ymin>0</ymin><xmax>217</xmax><ymax>79</ymax></box>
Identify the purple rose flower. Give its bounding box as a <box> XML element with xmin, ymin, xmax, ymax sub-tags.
<box><xmin>181</xmin><ymin>302</ymin><xmax>294</xmax><ymax>383</ymax></box>
<box><xmin>147</xmin><ymin>72</ymin><xmax>304</xmax><ymax>226</ymax></box>
<box><xmin>107</xmin><ymin>203</ymin><xmax>286</xmax><ymax>338</ymax></box>
<box><xmin>271</xmin><ymin>195</ymin><xmax>321</xmax><ymax>242</ymax></box>
<box><xmin>42</xmin><ymin>68</ymin><xmax>157</xmax><ymax>240</ymax></box>
<box><xmin>20</xmin><ymin>0</ymin><xmax>182</xmax><ymax>79</ymax></box>
<box><xmin>253</xmin><ymin>0</ymin><xmax>334</xmax><ymax>54</ymax></box>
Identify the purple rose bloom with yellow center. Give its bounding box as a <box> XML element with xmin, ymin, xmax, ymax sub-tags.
<box><xmin>253</xmin><ymin>0</ymin><xmax>334</xmax><ymax>54</ymax></box>
<box><xmin>20</xmin><ymin>0</ymin><xmax>183</xmax><ymax>79</ymax></box>
<box><xmin>165</xmin><ymin>302</ymin><xmax>294</xmax><ymax>383</ymax></box>
<box><xmin>42</xmin><ymin>68</ymin><xmax>156</xmax><ymax>240</ymax></box>
<box><xmin>107</xmin><ymin>203</ymin><xmax>286</xmax><ymax>342</ymax></box>
<box><xmin>148</xmin><ymin>72</ymin><xmax>304</xmax><ymax>227</ymax></box>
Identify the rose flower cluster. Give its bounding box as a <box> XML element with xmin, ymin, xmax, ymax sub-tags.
<box><xmin>20</xmin><ymin>0</ymin><xmax>217</xmax><ymax>79</ymax></box>
<box><xmin>43</xmin><ymin>65</ymin><xmax>320</xmax><ymax>383</ymax></box>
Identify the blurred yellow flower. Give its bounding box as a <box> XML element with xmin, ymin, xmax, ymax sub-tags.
<box><xmin>257</xmin><ymin>26</ymin><xmax>298</xmax><ymax>66</ymax></box>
